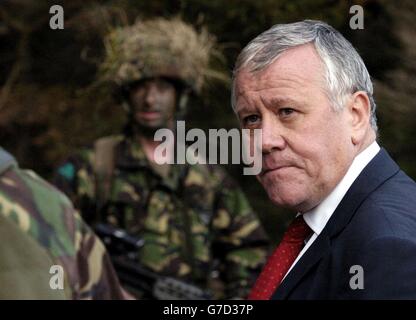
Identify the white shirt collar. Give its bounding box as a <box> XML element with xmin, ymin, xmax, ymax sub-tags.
<box><xmin>302</xmin><ymin>141</ymin><xmax>381</xmax><ymax>235</ymax></box>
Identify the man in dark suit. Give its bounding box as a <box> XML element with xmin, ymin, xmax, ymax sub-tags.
<box><xmin>231</xmin><ymin>20</ymin><xmax>416</xmax><ymax>299</ymax></box>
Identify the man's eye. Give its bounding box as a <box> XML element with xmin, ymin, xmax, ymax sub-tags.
<box><xmin>157</xmin><ymin>82</ymin><xmax>172</xmax><ymax>91</ymax></box>
<box><xmin>243</xmin><ymin>115</ymin><xmax>260</xmax><ymax>125</ymax></box>
<box><xmin>279</xmin><ymin>108</ymin><xmax>295</xmax><ymax>117</ymax></box>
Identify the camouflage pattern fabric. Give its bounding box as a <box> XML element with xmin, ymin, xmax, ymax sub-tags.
<box><xmin>0</xmin><ymin>147</ymin><xmax>126</xmax><ymax>299</ymax></box>
<box><xmin>54</xmin><ymin>135</ymin><xmax>269</xmax><ymax>299</ymax></box>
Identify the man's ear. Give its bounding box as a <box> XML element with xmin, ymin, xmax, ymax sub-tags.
<box><xmin>348</xmin><ymin>91</ymin><xmax>371</xmax><ymax>145</ymax></box>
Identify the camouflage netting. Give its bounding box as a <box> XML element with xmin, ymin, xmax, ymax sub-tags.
<box><xmin>98</xmin><ymin>17</ymin><xmax>227</xmax><ymax>93</ymax></box>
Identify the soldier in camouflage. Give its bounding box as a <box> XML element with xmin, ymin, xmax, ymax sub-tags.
<box><xmin>0</xmin><ymin>147</ymin><xmax>126</xmax><ymax>299</ymax></box>
<box><xmin>53</xmin><ymin>18</ymin><xmax>269</xmax><ymax>299</ymax></box>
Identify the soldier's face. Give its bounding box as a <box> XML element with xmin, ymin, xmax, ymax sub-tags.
<box><xmin>128</xmin><ymin>78</ymin><xmax>177</xmax><ymax>130</ymax></box>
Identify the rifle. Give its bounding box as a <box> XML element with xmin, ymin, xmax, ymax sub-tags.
<box><xmin>94</xmin><ymin>223</ymin><xmax>214</xmax><ymax>300</ymax></box>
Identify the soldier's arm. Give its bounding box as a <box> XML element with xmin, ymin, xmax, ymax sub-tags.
<box><xmin>53</xmin><ymin>149</ymin><xmax>97</xmax><ymax>223</ymax></box>
<box><xmin>212</xmin><ymin>172</ymin><xmax>270</xmax><ymax>299</ymax></box>
<box><xmin>72</xmin><ymin>209</ymin><xmax>130</xmax><ymax>299</ymax></box>
<box><xmin>3</xmin><ymin>166</ymin><xmax>127</xmax><ymax>299</ymax></box>
<box><xmin>53</xmin><ymin>154</ymin><xmax>129</xmax><ymax>299</ymax></box>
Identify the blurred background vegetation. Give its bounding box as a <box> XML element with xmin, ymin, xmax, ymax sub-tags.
<box><xmin>0</xmin><ymin>0</ymin><xmax>415</xmax><ymax>243</ymax></box>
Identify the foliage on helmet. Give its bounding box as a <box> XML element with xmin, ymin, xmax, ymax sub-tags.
<box><xmin>98</xmin><ymin>17</ymin><xmax>227</xmax><ymax>93</ymax></box>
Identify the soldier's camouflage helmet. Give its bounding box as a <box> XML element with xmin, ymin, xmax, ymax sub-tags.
<box><xmin>98</xmin><ymin>17</ymin><xmax>227</xmax><ymax>94</ymax></box>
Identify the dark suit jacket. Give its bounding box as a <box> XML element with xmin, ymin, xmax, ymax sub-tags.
<box><xmin>271</xmin><ymin>148</ymin><xmax>416</xmax><ymax>299</ymax></box>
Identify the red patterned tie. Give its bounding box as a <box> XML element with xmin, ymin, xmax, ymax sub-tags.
<box><xmin>248</xmin><ymin>215</ymin><xmax>312</xmax><ymax>300</ymax></box>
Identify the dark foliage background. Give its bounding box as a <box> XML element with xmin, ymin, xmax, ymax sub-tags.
<box><xmin>1</xmin><ymin>0</ymin><xmax>415</xmax><ymax>242</ymax></box>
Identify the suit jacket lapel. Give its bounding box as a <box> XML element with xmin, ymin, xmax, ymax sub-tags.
<box><xmin>271</xmin><ymin>149</ymin><xmax>400</xmax><ymax>299</ymax></box>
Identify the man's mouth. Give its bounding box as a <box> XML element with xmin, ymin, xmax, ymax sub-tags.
<box><xmin>137</xmin><ymin>111</ymin><xmax>161</xmax><ymax>120</ymax></box>
<box><xmin>260</xmin><ymin>165</ymin><xmax>294</xmax><ymax>176</ymax></box>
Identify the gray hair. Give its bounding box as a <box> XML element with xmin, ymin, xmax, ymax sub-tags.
<box><xmin>232</xmin><ymin>20</ymin><xmax>377</xmax><ymax>132</ymax></box>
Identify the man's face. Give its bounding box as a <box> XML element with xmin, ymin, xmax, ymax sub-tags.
<box><xmin>128</xmin><ymin>77</ymin><xmax>177</xmax><ymax>130</ymax></box>
<box><xmin>234</xmin><ymin>44</ymin><xmax>356</xmax><ymax>213</ymax></box>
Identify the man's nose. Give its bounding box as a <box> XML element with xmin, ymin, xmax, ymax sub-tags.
<box><xmin>144</xmin><ymin>83</ymin><xmax>158</xmax><ymax>106</ymax></box>
<box><xmin>261</xmin><ymin>116</ymin><xmax>286</xmax><ymax>154</ymax></box>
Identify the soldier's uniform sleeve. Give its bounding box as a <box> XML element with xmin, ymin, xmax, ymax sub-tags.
<box><xmin>71</xmin><ymin>208</ymin><xmax>128</xmax><ymax>299</ymax></box>
<box><xmin>32</xmin><ymin>170</ymin><xmax>128</xmax><ymax>299</ymax></box>
<box><xmin>44</xmin><ymin>175</ymin><xmax>128</xmax><ymax>299</ymax></box>
<box><xmin>52</xmin><ymin>153</ymin><xmax>131</xmax><ymax>299</ymax></box>
<box><xmin>211</xmin><ymin>169</ymin><xmax>270</xmax><ymax>299</ymax></box>
<box><xmin>53</xmin><ymin>149</ymin><xmax>97</xmax><ymax>224</ymax></box>
<box><xmin>0</xmin><ymin>163</ymin><xmax>127</xmax><ymax>299</ymax></box>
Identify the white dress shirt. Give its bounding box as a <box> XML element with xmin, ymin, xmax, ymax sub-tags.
<box><xmin>282</xmin><ymin>141</ymin><xmax>381</xmax><ymax>281</ymax></box>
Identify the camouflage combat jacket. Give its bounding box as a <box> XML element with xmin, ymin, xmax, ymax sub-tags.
<box><xmin>0</xmin><ymin>147</ymin><xmax>126</xmax><ymax>299</ymax></box>
<box><xmin>54</xmin><ymin>135</ymin><xmax>269</xmax><ymax>298</ymax></box>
